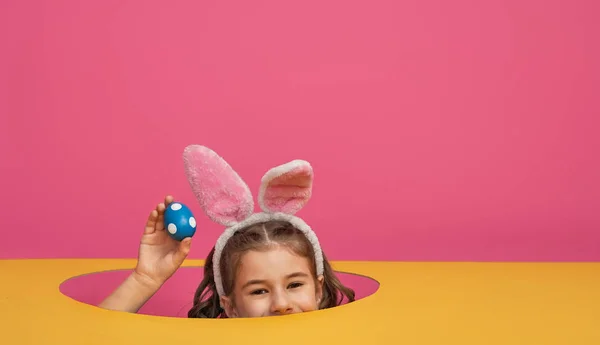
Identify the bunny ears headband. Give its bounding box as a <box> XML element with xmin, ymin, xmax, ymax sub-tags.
<box><xmin>182</xmin><ymin>145</ymin><xmax>324</xmax><ymax>298</ymax></box>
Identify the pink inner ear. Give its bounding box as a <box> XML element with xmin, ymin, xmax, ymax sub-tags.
<box><xmin>260</xmin><ymin>162</ymin><xmax>313</xmax><ymax>214</ymax></box>
<box><xmin>183</xmin><ymin>145</ymin><xmax>254</xmax><ymax>226</ymax></box>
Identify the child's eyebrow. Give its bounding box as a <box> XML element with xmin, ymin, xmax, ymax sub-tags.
<box><xmin>286</xmin><ymin>272</ymin><xmax>309</xmax><ymax>279</ymax></box>
<box><xmin>241</xmin><ymin>272</ymin><xmax>310</xmax><ymax>289</ymax></box>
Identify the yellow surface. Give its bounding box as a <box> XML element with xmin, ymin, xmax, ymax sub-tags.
<box><xmin>1</xmin><ymin>259</ymin><xmax>599</xmax><ymax>344</ymax></box>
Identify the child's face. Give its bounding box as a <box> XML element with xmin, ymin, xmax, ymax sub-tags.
<box><xmin>221</xmin><ymin>246</ymin><xmax>324</xmax><ymax>318</ymax></box>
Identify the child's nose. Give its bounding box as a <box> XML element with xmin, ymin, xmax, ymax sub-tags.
<box><xmin>270</xmin><ymin>293</ymin><xmax>293</xmax><ymax>315</ymax></box>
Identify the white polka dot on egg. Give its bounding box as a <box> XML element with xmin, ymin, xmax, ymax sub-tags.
<box><xmin>189</xmin><ymin>217</ymin><xmax>196</xmax><ymax>228</ymax></box>
<box><xmin>170</xmin><ymin>203</ymin><xmax>182</xmax><ymax>211</ymax></box>
<box><xmin>167</xmin><ymin>223</ymin><xmax>177</xmax><ymax>234</ymax></box>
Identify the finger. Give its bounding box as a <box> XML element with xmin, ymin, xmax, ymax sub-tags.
<box><xmin>144</xmin><ymin>209</ymin><xmax>159</xmax><ymax>234</ymax></box>
<box><xmin>155</xmin><ymin>202</ymin><xmax>166</xmax><ymax>232</ymax></box>
<box><xmin>173</xmin><ymin>238</ymin><xmax>192</xmax><ymax>265</ymax></box>
<box><xmin>164</xmin><ymin>195</ymin><xmax>174</xmax><ymax>206</ymax></box>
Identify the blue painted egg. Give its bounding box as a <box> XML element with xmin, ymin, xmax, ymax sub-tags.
<box><xmin>163</xmin><ymin>202</ymin><xmax>197</xmax><ymax>241</ymax></box>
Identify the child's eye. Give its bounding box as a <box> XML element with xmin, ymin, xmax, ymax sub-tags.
<box><xmin>251</xmin><ymin>289</ymin><xmax>268</xmax><ymax>295</ymax></box>
<box><xmin>288</xmin><ymin>282</ymin><xmax>304</xmax><ymax>289</ymax></box>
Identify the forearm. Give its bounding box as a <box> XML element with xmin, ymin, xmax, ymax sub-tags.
<box><xmin>98</xmin><ymin>271</ymin><xmax>162</xmax><ymax>313</ymax></box>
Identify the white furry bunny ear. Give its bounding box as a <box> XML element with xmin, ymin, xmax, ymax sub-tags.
<box><xmin>183</xmin><ymin>145</ymin><xmax>254</xmax><ymax>226</ymax></box>
<box><xmin>258</xmin><ymin>159</ymin><xmax>313</xmax><ymax>214</ymax></box>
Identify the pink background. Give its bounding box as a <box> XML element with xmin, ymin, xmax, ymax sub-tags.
<box><xmin>1</xmin><ymin>0</ymin><xmax>599</xmax><ymax>264</ymax></box>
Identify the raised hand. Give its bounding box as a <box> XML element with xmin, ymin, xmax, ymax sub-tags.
<box><xmin>133</xmin><ymin>195</ymin><xmax>193</xmax><ymax>288</ymax></box>
<box><xmin>99</xmin><ymin>195</ymin><xmax>193</xmax><ymax>313</ymax></box>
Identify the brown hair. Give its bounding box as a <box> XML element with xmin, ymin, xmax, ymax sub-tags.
<box><xmin>187</xmin><ymin>220</ymin><xmax>355</xmax><ymax>318</ymax></box>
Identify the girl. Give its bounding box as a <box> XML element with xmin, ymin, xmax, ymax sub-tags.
<box><xmin>99</xmin><ymin>145</ymin><xmax>355</xmax><ymax>318</ymax></box>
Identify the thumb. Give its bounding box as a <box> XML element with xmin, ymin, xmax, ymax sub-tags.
<box><xmin>173</xmin><ymin>237</ymin><xmax>192</xmax><ymax>265</ymax></box>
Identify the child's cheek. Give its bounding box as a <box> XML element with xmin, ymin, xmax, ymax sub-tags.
<box><xmin>295</xmin><ymin>292</ymin><xmax>319</xmax><ymax>311</ymax></box>
<box><xmin>240</xmin><ymin>298</ymin><xmax>271</xmax><ymax>317</ymax></box>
